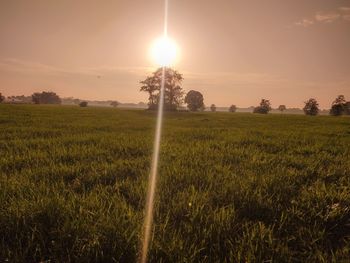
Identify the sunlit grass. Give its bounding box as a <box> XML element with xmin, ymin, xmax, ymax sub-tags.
<box><xmin>0</xmin><ymin>104</ymin><xmax>349</xmax><ymax>262</ymax></box>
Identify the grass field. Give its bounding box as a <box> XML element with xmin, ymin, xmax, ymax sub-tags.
<box><xmin>0</xmin><ymin>104</ymin><xmax>349</xmax><ymax>262</ymax></box>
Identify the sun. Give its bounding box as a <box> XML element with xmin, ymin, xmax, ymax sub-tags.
<box><xmin>150</xmin><ymin>36</ymin><xmax>178</xmax><ymax>67</ymax></box>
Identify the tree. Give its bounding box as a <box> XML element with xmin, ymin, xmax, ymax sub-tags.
<box><xmin>253</xmin><ymin>99</ymin><xmax>271</xmax><ymax>114</ymax></box>
<box><xmin>210</xmin><ymin>104</ymin><xmax>216</xmax><ymax>112</ymax></box>
<box><xmin>140</xmin><ymin>76</ymin><xmax>158</xmax><ymax>109</ymax></box>
<box><xmin>79</xmin><ymin>101</ymin><xmax>88</xmax><ymax>107</ymax></box>
<box><xmin>32</xmin><ymin>91</ymin><xmax>61</xmax><ymax>104</ymax></box>
<box><xmin>0</xmin><ymin>92</ymin><xmax>4</xmax><ymax>103</ymax></box>
<box><xmin>346</xmin><ymin>102</ymin><xmax>350</xmax><ymax>115</ymax></box>
<box><xmin>278</xmin><ymin>105</ymin><xmax>287</xmax><ymax>113</ymax></box>
<box><xmin>330</xmin><ymin>95</ymin><xmax>347</xmax><ymax>116</ymax></box>
<box><xmin>110</xmin><ymin>101</ymin><xmax>119</xmax><ymax>108</ymax></box>
<box><xmin>229</xmin><ymin>105</ymin><xmax>237</xmax><ymax>113</ymax></box>
<box><xmin>184</xmin><ymin>90</ymin><xmax>204</xmax><ymax>111</ymax></box>
<box><xmin>140</xmin><ymin>67</ymin><xmax>184</xmax><ymax>111</ymax></box>
<box><xmin>303</xmin><ymin>98</ymin><xmax>319</xmax><ymax>116</ymax></box>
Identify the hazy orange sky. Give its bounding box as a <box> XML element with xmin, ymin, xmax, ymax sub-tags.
<box><xmin>1</xmin><ymin>0</ymin><xmax>350</xmax><ymax>108</ymax></box>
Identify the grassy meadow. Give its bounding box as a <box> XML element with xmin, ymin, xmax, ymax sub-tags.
<box><xmin>0</xmin><ymin>104</ymin><xmax>349</xmax><ymax>262</ymax></box>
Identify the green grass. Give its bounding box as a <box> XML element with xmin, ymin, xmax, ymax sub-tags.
<box><xmin>0</xmin><ymin>104</ymin><xmax>349</xmax><ymax>262</ymax></box>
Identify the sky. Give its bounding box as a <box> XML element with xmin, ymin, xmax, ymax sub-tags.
<box><xmin>0</xmin><ymin>0</ymin><xmax>350</xmax><ymax>108</ymax></box>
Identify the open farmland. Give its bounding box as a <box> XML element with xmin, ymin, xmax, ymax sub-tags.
<box><xmin>0</xmin><ymin>104</ymin><xmax>349</xmax><ymax>262</ymax></box>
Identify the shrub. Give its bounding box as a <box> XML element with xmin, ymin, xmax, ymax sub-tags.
<box><xmin>278</xmin><ymin>105</ymin><xmax>287</xmax><ymax>113</ymax></box>
<box><xmin>79</xmin><ymin>101</ymin><xmax>88</xmax><ymax>107</ymax></box>
<box><xmin>111</xmin><ymin>101</ymin><xmax>119</xmax><ymax>108</ymax></box>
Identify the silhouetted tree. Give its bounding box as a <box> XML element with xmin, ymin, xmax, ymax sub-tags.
<box><xmin>184</xmin><ymin>90</ymin><xmax>204</xmax><ymax>111</ymax></box>
<box><xmin>79</xmin><ymin>101</ymin><xmax>88</xmax><ymax>107</ymax></box>
<box><xmin>278</xmin><ymin>105</ymin><xmax>287</xmax><ymax>113</ymax></box>
<box><xmin>345</xmin><ymin>102</ymin><xmax>350</xmax><ymax>115</ymax></box>
<box><xmin>229</xmin><ymin>105</ymin><xmax>237</xmax><ymax>112</ymax></box>
<box><xmin>140</xmin><ymin>67</ymin><xmax>184</xmax><ymax>111</ymax></box>
<box><xmin>140</xmin><ymin>76</ymin><xmax>158</xmax><ymax>109</ymax></box>
<box><xmin>0</xmin><ymin>92</ymin><xmax>4</xmax><ymax>103</ymax></box>
<box><xmin>253</xmin><ymin>99</ymin><xmax>271</xmax><ymax>114</ymax></box>
<box><xmin>32</xmin><ymin>91</ymin><xmax>61</xmax><ymax>104</ymax></box>
<box><xmin>110</xmin><ymin>101</ymin><xmax>119</xmax><ymax>108</ymax></box>
<box><xmin>330</xmin><ymin>95</ymin><xmax>347</xmax><ymax>116</ymax></box>
<box><xmin>210</xmin><ymin>104</ymin><xmax>216</xmax><ymax>112</ymax></box>
<box><xmin>303</xmin><ymin>98</ymin><xmax>319</xmax><ymax>116</ymax></box>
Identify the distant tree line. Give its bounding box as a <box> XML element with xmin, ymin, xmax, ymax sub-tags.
<box><xmin>0</xmin><ymin>92</ymin><xmax>62</xmax><ymax>105</ymax></box>
<box><xmin>0</xmin><ymin>92</ymin><xmax>120</xmax><ymax>109</ymax></box>
<box><xmin>7</xmin><ymin>95</ymin><xmax>32</xmax><ymax>103</ymax></box>
<box><xmin>1</xmin><ymin>70</ymin><xmax>349</xmax><ymax>117</ymax></box>
<box><xmin>139</xmin><ymin>68</ymin><xmax>350</xmax><ymax>116</ymax></box>
<box><xmin>32</xmin><ymin>92</ymin><xmax>62</xmax><ymax>104</ymax></box>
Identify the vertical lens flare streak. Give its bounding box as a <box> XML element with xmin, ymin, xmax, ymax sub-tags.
<box><xmin>140</xmin><ymin>1</ymin><xmax>168</xmax><ymax>263</ymax></box>
<box><xmin>140</xmin><ymin>67</ymin><xmax>166</xmax><ymax>263</ymax></box>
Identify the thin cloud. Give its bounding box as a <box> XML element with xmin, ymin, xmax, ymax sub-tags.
<box><xmin>0</xmin><ymin>58</ymin><xmax>64</xmax><ymax>75</ymax></box>
<box><xmin>315</xmin><ymin>12</ymin><xmax>341</xmax><ymax>23</ymax></box>
<box><xmin>339</xmin><ymin>6</ymin><xmax>350</xmax><ymax>21</ymax></box>
<box><xmin>0</xmin><ymin>58</ymin><xmax>153</xmax><ymax>78</ymax></box>
<box><xmin>295</xmin><ymin>6</ymin><xmax>350</xmax><ymax>27</ymax></box>
<box><xmin>343</xmin><ymin>14</ymin><xmax>350</xmax><ymax>21</ymax></box>
<box><xmin>339</xmin><ymin>7</ymin><xmax>350</xmax><ymax>12</ymax></box>
<box><xmin>0</xmin><ymin>58</ymin><xmax>157</xmax><ymax>102</ymax></box>
<box><xmin>295</xmin><ymin>19</ymin><xmax>314</xmax><ymax>27</ymax></box>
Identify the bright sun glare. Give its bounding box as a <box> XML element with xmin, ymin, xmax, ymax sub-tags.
<box><xmin>150</xmin><ymin>36</ymin><xmax>178</xmax><ymax>67</ymax></box>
